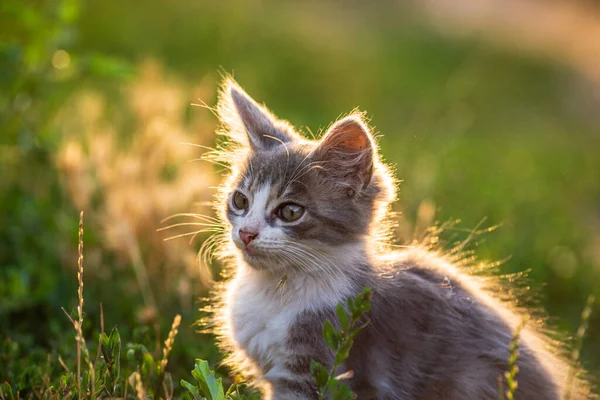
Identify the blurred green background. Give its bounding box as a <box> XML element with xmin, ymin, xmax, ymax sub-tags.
<box><xmin>1</xmin><ymin>0</ymin><xmax>599</xmax><ymax>396</ymax></box>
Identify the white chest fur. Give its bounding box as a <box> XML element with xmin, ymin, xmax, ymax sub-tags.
<box><xmin>225</xmin><ymin>262</ymin><xmax>357</xmax><ymax>378</ymax></box>
<box><xmin>228</xmin><ymin>274</ymin><xmax>293</xmax><ymax>372</ymax></box>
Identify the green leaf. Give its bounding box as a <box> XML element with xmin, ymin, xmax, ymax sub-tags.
<box><xmin>94</xmin><ymin>377</ymin><xmax>105</xmax><ymax>398</ymax></box>
<box><xmin>181</xmin><ymin>379</ymin><xmax>201</xmax><ymax>399</ymax></box>
<box><xmin>336</xmin><ymin>303</ymin><xmax>349</xmax><ymax>331</ymax></box>
<box><xmin>191</xmin><ymin>359</ymin><xmax>225</xmax><ymax>400</ymax></box>
<box><xmin>80</xmin><ymin>370</ymin><xmax>90</xmax><ymax>396</ymax></box>
<box><xmin>346</xmin><ymin>297</ymin><xmax>356</xmax><ymax>315</ymax></box>
<box><xmin>108</xmin><ymin>327</ymin><xmax>121</xmax><ymax>382</ymax></box>
<box><xmin>323</xmin><ymin>320</ymin><xmax>340</xmax><ymax>351</ymax></box>
<box><xmin>353</xmin><ymin>287</ymin><xmax>373</xmax><ymax>317</ymax></box>
<box><xmin>309</xmin><ymin>360</ymin><xmax>329</xmax><ymax>388</ymax></box>
<box><xmin>361</xmin><ymin>286</ymin><xmax>373</xmax><ymax>298</ymax></box>
<box><xmin>108</xmin><ymin>326</ymin><xmax>120</xmax><ymax>350</ymax></box>
<box><xmin>331</xmin><ymin>381</ymin><xmax>356</xmax><ymax>400</ymax></box>
<box><xmin>100</xmin><ymin>333</ymin><xmax>111</xmax><ymax>363</ymax></box>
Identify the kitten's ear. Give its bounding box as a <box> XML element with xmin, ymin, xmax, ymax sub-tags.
<box><xmin>218</xmin><ymin>79</ymin><xmax>298</xmax><ymax>151</ymax></box>
<box><xmin>313</xmin><ymin>114</ymin><xmax>375</xmax><ymax>192</ymax></box>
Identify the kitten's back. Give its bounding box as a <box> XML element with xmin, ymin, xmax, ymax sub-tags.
<box><xmin>347</xmin><ymin>247</ymin><xmax>591</xmax><ymax>399</ymax></box>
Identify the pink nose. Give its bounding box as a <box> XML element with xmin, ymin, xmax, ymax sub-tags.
<box><xmin>239</xmin><ymin>230</ymin><xmax>258</xmax><ymax>246</ymax></box>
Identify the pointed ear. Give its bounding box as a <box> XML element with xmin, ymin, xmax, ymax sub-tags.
<box><xmin>313</xmin><ymin>114</ymin><xmax>375</xmax><ymax>193</ymax></box>
<box><xmin>219</xmin><ymin>79</ymin><xmax>299</xmax><ymax>151</ymax></box>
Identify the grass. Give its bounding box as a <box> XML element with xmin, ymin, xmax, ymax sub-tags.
<box><xmin>1</xmin><ymin>0</ymin><xmax>599</xmax><ymax>397</ymax></box>
<box><xmin>0</xmin><ymin>211</ymin><xmax>594</xmax><ymax>399</ymax></box>
<box><xmin>0</xmin><ymin>212</ymin><xmax>187</xmax><ymax>399</ymax></box>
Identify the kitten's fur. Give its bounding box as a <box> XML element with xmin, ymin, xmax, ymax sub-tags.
<box><xmin>207</xmin><ymin>79</ymin><xmax>592</xmax><ymax>399</ymax></box>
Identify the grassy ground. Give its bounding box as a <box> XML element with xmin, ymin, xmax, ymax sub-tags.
<box><xmin>1</xmin><ymin>0</ymin><xmax>599</xmax><ymax>397</ymax></box>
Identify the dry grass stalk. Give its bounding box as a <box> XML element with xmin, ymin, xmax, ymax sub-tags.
<box><xmin>160</xmin><ymin>314</ymin><xmax>182</xmax><ymax>372</ymax></box>
<box><xmin>77</xmin><ymin>211</ymin><xmax>84</xmax><ymax>399</ymax></box>
<box><xmin>130</xmin><ymin>372</ymin><xmax>146</xmax><ymax>400</ymax></box>
<box><xmin>78</xmin><ymin>211</ymin><xmax>84</xmax><ymax>324</ymax></box>
<box><xmin>62</xmin><ymin>212</ymin><xmax>95</xmax><ymax>400</ymax></box>
<box><xmin>58</xmin><ymin>355</ymin><xmax>70</xmax><ymax>373</ymax></box>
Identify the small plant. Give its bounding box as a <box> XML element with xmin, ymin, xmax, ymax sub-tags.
<box><xmin>310</xmin><ymin>287</ymin><xmax>373</xmax><ymax>400</ymax></box>
<box><xmin>501</xmin><ymin>317</ymin><xmax>529</xmax><ymax>400</ymax></box>
<box><xmin>99</xmin><ymin>326</ymin><xmax>121</xmax><ymax>397</ymax></box>
<box><xmin>181</xmin><ymin>359</ymin><xmax>259</xmax><ymax>400</ymax></box>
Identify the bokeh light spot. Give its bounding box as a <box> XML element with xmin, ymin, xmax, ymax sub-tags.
<box><xmin>52</xmin><ymin>50</ymin><xmax>71</xmax><ymax>69</ymax></box>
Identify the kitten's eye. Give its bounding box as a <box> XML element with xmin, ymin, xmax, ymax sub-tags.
<box><xmin>278</xmin><ymin>203</ymin><xmax>304</xmax><ymax>222</ymax></box>
<box><xmin>232</xmin><ymin>191</ymin><xmax>249</xmax><ymax>210</ymax></box>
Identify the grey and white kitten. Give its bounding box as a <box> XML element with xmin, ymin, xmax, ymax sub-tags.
<box><xmin>207</xmin><ymin>79</ymin><xmax>592</xmax><ymax>399</ymax></box>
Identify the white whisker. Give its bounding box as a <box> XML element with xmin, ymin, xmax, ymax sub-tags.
<box><xmin>161</xmin><ymin>213</ymin><xmax>220</xmax><ymax>223</ymax></box>
<box><xmin>157</xmin><ymin>222</ymin><xmax>223</xmax><ymax>232</ymax></box>
<box><xmin>179</xmin><ymin>141</ymin><xmax>216</xmax><ymax>151</ymax></box>
<box><xmin>162</xmin><ymin>228</ymin><xmax>221</xmax><ymax>242</ymax></box>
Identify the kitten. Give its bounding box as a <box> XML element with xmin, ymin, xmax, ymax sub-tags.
<box><xmin>206</xmin><ymin>78</ymin><xmax>592</xmax><ymax>399</ymax></box>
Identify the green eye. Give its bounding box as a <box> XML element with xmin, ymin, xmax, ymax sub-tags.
<box><xmin>278</xmin><ymin>203</ymin><xmax>305</xmax><ymax>222</ymax></box>
<box><xmin>232</xmin><ymin>191</ymin><xmax>248</xmax><ymax>210</ymax></box>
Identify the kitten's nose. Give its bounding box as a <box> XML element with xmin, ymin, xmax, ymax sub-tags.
<box><xmin>239</xmin><ymin>230</ymin><xmax>258</xmax><ymax>246</ymax></box>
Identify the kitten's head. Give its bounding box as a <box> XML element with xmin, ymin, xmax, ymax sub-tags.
<box><xmin>216</xmin><ymin>79</ymin><xmax>396</xmax><ymax>273</ymax></box>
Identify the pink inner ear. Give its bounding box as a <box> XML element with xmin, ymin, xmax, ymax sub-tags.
<box><xmin>331</xmin><ymin>120</ymin><xmax>369</xmax><ymax>151</ymax></box>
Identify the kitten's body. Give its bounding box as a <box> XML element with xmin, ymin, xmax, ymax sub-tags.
<box><xmin>207</xmin><ymin>79</ymin><xmax>592</xmax><ymax>399</ymax></box>
<box><xmin>224</xmin><ymin>248</ymin><xmax>562</xmax><ymax>399</ymax></box>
